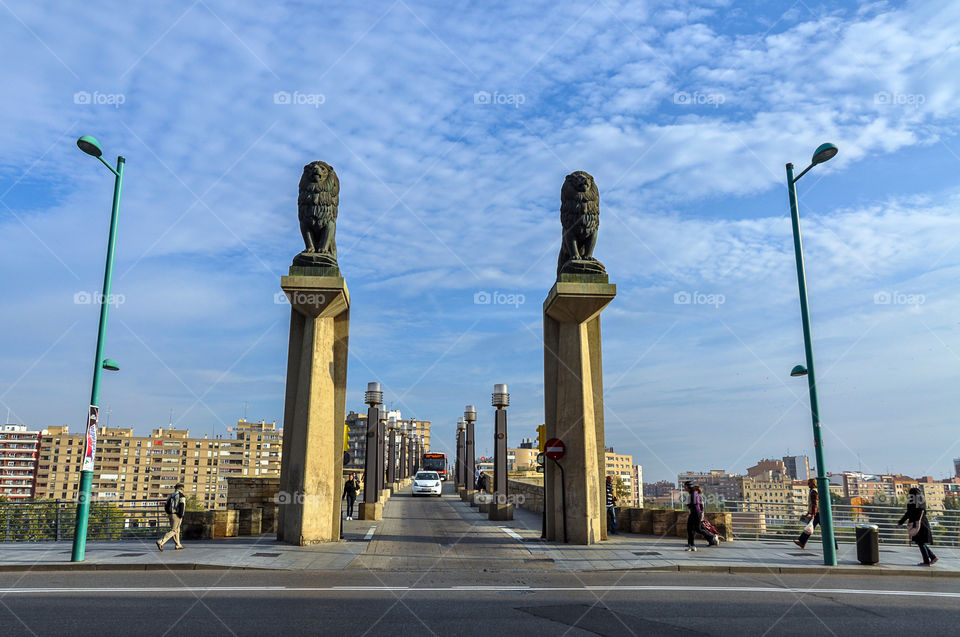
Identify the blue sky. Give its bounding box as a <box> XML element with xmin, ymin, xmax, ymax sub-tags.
<box><xmin>2</xmin><ymin>0</ymin><xmax>959</xmax><ymax>484</ymax></box>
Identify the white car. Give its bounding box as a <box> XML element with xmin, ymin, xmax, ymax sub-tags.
<box><xmin>412</xmin><ymin>471</ymin><xmax>443</xmax><ymax>497</ymax></box>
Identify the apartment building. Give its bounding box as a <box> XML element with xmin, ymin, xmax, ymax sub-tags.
<box><xmin>677</xmin><ymin>470</ymin><xmax>741</xmax><ymax>501</ymax></box>
<box><xmin>507</xmin><ymin>445</ymin><xmax>539</xmax><ymax>471</ymax></box>
<box><xmin>34</xmin><ymin>419</ymin><xmax>281</xmax><ymax>509</ymax></box>
<box><xmin>782</xmin><ymin>455</ymin><xmax>811</xmax><ymax>481</ymax></box>
<box><xmin>344</xmin><ymin>409</ymin><xmax>431</xmax><ymax>469</ymax></box>
<box><xmin>631</xmin><ymin>464</ymin><xmax>643</xmax><ymax>508</ymax></box>
<box><xmin>0</xmin><ymin>424</ymin><xmax>41</xmax><ymax>501</ymax></box>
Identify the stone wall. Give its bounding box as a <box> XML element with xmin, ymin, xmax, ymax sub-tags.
<box><xmin>509</xmin><ymin>479</ymin><xmax>544</xmax><ymax>514</ymax></box>
<box><xmin>180</xmin><ymin>510</ymin><xmax>239</xmax><ymax>539</ymax></box>
<box><xmin>225</xmin><ymin>476</ymin><xmax>280</xmax><ymax>535</ymax></box>
<box><xmin>498</xmin><ymin>479</ymin><xmax>736</xmax><ymax>540</ymax></box>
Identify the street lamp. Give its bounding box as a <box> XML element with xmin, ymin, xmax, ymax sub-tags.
<box><xmin>786</xmin><ymin>142</ymin><xmax>838</xmax><ymax>567</ymax></box>
<box><xmin>464</xmin><ymin>405</ymin><xmax>477</xmax><ymax>492</ymax></box>
<box><xmin>456</xmin><ymin>417</ymin><xmax>466</xmax><ymax>487</ymax></box>
<box><xmin>71</xmin><ymin>135</ymin><xmax>125</xmax><ymax>563</ymax></box>
<box><xmin>491</xmin><ymin>384</ymin><xmax>509</xmax><ymax>505</ymax></box>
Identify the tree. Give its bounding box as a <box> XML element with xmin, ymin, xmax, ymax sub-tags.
<box><xmin>613</xmin><ymin>477</ymin><xmax>630</xmax><ymax>505</ymax></box>
<box><xmin>185</xmin><ymin>494</ymin><xmax>205</xmax><ymax>512</ymax></box>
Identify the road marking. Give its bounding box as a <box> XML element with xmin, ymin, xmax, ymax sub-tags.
<box><xmin>500</xmin><ymin>527</ymin><xmax>524</xmax><ymax>541</ymax></box>
<box><xmin>453</xmin><ymin>585</ymin><xmax>532</xmax><ymax>590</ymax></box>
<box><xmin>3</xmin><ymin>586</ymin><xmax>960</xmax><ymax>598</ymax></box>
<box><xmin>364</xmin><ymin>526</ymin><xmax>376</xmax><ymax>541</ymax></box>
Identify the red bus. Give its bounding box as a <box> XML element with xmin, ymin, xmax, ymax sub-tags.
<box><xmin>421</xmin><ymin>452</ymin><xmax>448</xmax><ymax>480</ymax></box>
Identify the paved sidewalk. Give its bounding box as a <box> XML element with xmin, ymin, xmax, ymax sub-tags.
<box><xmin>1</xmin><ymin>486</ymin><xmax>957</xmax><ymax>577</ymax></box>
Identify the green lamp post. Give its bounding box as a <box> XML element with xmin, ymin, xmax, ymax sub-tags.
<box><xmin>786</xmin><ymin>142</ymin><xmax>838</xmax><ymax>567</ymax></box>
<box><xmin>71</xmin><ymin>135</ymin><xmax>124</xmax><ymax>562</ymax></box>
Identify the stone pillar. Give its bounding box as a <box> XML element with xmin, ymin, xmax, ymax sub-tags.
<box><xmin>378</xmin><ymin>411</ymin><xmax>387</xmax><ymax>493</ymax></box>
<box><xmin>455</xmin><ymin>419</ymin><xmax>465</xmax><ymax>489</ymax></box>
<box><xmin>276</xmin><ymin>273</ymin><xmax>350</xmax><ymax>545</ymax></box>
<box><xmin>386</xmin><ymin>418</ymin><xmax>397</xmax><ymax>485</ymax></box>
<box><xmin>543</xmin><ymin>277</ymin><xmax>616</xmax><ymax>545</ymax></box>
<box><xmin>490</xmin><ymin>385</ymin><xmax>513</xmax><ymax>521</ymax></box>
<box><xmin>359</xmin><ymin>391</ymin><xmax>382</xmax><ymax>521</ymax></box>
<box><xmin>462</xmin><ymin>405</ymin><xmax>477</xmax><ymax>500</ymax></box>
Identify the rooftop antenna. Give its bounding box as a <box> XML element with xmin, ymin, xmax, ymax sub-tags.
<box><xmin>242</xmin><ymin>401</ymin><xmax>248</xmax><ymax>421</ymax></box>
<box><xmin>168</xmin><ymin>408</ymin><xmax>173</xmax><ymax>427</ymax></box>
<box><xmin>104</xmin><ymin>405</ymin><xmax>112</xmax><ymax>428</ymax></box>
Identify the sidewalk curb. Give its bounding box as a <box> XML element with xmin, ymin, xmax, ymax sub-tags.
<box><xmin>624</xmin><ymin>564</ymin><xmax>960</xmax><ymax>578</ymax></box>
<box><xmin>0</xmin><ymin>563</ymin><xmax>274</xmax><ymax>573</ymax></box>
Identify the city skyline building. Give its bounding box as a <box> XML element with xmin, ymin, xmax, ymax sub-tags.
<box><xmin>0</xmin><ymin>424</ymin><xmax>41</xmax><ymax>501</ymax></box>
<box><xmin>33</xmin><ymin>419</ymin><xmax>281</xmax><ymax>508</ymax></box>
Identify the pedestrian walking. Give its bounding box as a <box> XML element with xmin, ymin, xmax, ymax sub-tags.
<box><xmin>157</xmin><ymin>483</ymin><xmax>186</xmax><ymax>551</ymax></box>
<box><xmin>793</xmin><ymin>478</ymin><xmax>838</xmax><ymax>551</ymax></box>
<box><xmin>476</xmin><ymin>471</ymin><xmax>488</xmax><ymax>492</ymax></box>
<box><xmin>605</xmin><ymin>475</ymin><xmax>618</xmax><ymax>534</ymax></box>
<box><xmin>343</xmin><ymin>472</ymin><xmax>360</xmax><ymax>520</ymax></box>
<box><xmin>898</xmin><ymin>487</ymin><xmax>938</xmax><ymax>566</ymax></box>
<box><xmin>684</xmin><ymin>482</ymin><xmax>718</xmax><ymax>551</ymax></box>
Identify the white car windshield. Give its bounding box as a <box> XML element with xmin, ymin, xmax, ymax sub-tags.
<box><xmin>415</xmin><ymin>472</ymin><xmax>439</xmax><ymax>481</ymax></box>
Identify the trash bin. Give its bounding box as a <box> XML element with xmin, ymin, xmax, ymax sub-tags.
<box><xmin>855</xmin><ymin>524</ymin><xmax>879</xmax><ymax>565</ymax></box>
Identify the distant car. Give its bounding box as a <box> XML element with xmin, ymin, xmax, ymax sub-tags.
<box><xmin>412</xmin><ymin>471</ymin><xmax>442</xmax><ymax>497</ymax></box>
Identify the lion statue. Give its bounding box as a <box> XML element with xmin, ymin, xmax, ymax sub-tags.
<box><xmin>293</xmin><ymin>160</ymin><xmax>340</xmax><ymax>269</ymax></box>
<box><xmin>557</xmin><ymin>170</ymin><xmax>605</xmax><ymax>278</ymax></box>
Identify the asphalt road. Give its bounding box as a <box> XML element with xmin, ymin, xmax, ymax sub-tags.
<box><xmin>3</xmin><ymin>485</ymin><xmax>958</xmax><ymax>635</ymax></box>
<box><xmin>1</xmin><ymin>568</ymin><xmax>959</xmax><ymax>636</ymax></box>
<box><xmin>350</xmin><ymin>480</ymin><xmax>548</xmax><ymax>571</ymax></box>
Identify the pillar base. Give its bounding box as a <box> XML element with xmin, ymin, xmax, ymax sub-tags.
<box><xmin>489</xmin><ymin>503</ymin><xmax>514</xmax><ymax>521</ymax></box>
<box><xmin>380</xmin><ymin>489</ymin><xmax>391</xmax><ymax>502</ymax></box>
<box><xmin>461</xmin><ymin>489</ymin><xmax>476</xmax><ymax>502</ymax></box>
<box><xmin>359</xmin><ymin>502</ymin><xmax>382</xmax><ymax>521</ymax></box>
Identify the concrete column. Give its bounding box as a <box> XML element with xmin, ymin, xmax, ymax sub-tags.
<box><xmin>543</xmin><ymin>278</ymin><xmax>616</xmax><ymax>545</ymax></box>
<box><xmin>387</xmin><ymin>420</ymin><xmax>397</xmax><ymax>485</ymax></box>
<box><xmin>277</xmin><ymin>275</ymin><xmax>350</xmax><ymax>545</ymax></box>
<box><xmin>455</xmin><ymin>421</ymin><xmax>465</xmax><ymax>489</ymax></box>
<box><xmin>463</xmin><ymin>406</ymin><xmax>477</xmax><ymax>500</ymax></box>
<box><xmin>490</xmin><ymin>386</ymin><xmax>513</xmax><ymax>521</ymax></box>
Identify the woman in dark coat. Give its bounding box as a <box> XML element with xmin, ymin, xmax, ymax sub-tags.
<box><xmin>684</xmin><ymin>482</ymin><xmax>718</xmax><ymax>551</ymax></box>
<box><xmin>898</xmin><ymin>487</ymin><xmax>937</xmax><ymax>566</ymax></box>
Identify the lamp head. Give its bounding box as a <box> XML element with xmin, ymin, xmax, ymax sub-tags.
<box><xmin>790</xmin><ymin>365</ymin><xmax>808</xmax><ymax>377</ymax></box>
<box><xmin>811</xmin><ymin>142</ymin><xmax>838</xmax><ymax>165</ymax></box>
<box><xmin>77</xmin><ymin>135</ymin><xmax>104</xmax><ymax>158</ymax></box>
<box><xmin>102</xmin><ymin>358</ymin><xmax>120</xmax><ymax>371</ymax></box>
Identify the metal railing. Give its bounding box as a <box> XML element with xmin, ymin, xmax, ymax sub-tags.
<box><xmin>719</xmin><ymin>500</ymin><xmax>960</xmax><ymax>545</ymax></box>
<box><xmin>0</xmin><ymin>499</ymin><xmax>165</xmax><ymax>542</ymax></box>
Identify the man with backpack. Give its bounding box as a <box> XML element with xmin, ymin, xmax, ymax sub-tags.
<box><xmin>157</xmin><ymin>483</ymin><xmax>186</xmax><ymax>551</ymax></box>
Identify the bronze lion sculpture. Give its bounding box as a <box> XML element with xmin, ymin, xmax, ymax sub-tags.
<box><xmin>293</xmin><ymin>160</ymin><xmax>340</xmax><ymax>270</ymax></box>
<box><xmin>557</xmin><ymin>170</ymin><xmax>605</xmax><ymax>277</ymax></box>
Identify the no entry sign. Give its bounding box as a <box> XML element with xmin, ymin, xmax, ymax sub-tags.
<box><xmin>544</xmin><ymin>438</ymin><xmax>566</xmax><ymax>460</ymax></box>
